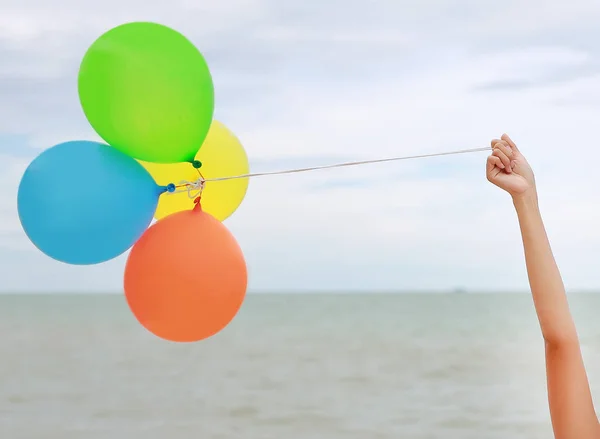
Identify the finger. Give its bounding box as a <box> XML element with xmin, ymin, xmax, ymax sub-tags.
<box><xmin>487</xmin><ymin>155</ymin><xmax>504</xmax><ymax>171</ymax></box>
<box><xmin>494</xmin><ymin>141</ymin><xmax>514</xmax><ymax>160</ymax></box>
<box><xmin>492</xmin><ymin>148</ymin><xmax>512</xmax><ymax>173</ymax></box>
<box><xmin>501</xmin><ymin>133</ymin><xmax>519</xmax><ymax>152</ymax></box>
<box><xmin>491</xmin><ymin>139</ymin><xmax>512</xmax><ymax>155</ymax></box>
<box><xmin>486</xmin><ymin>156</ymin><xmax>504</xmax><ymax>182</ymax></box>
<box><xmin>491</xmin><ymin>137</ymin><xmax>511</xmax><ymax>149</ymax></box>
<box><xmin>491</xmin><ymin>138</ymin><xmax>502</xmax><ymax>148</ymax></box>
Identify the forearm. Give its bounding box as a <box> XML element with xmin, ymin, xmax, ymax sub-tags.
<box><xmin>513</xmin><ymin>190</ymin><xmax>577</xmax><ymax>345</ymax></box>
<box><xmin>515</xmin><ymin>190</ymin><xmax>600</xmax><ymax>438</ymax></box>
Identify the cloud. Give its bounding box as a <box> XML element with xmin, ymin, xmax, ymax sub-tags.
<box><xmin>2</xmin><ymin>0</ymin><xmax>600</xmax><ymax>292</ymax></box>
<box><xmin>469</xmin><ymin>48</ymin><xmax>600</xmax><ymax>92</ymax></box>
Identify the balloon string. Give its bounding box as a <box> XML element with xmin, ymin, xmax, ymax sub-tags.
<box><xmin>169</xmin><ymin>146</ymin><xmax>491</xmax><ymax>196</ymax></box>
<box><xmin>171</xmin><ymin>168</ymin><xmax>206</xmax><ymax>198</ymax></box>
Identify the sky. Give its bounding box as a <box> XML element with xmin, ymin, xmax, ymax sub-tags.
<box><xmin>1</xmin><ymin>0</ymin><xmax>600</xmax><ymax>292</ymax></box>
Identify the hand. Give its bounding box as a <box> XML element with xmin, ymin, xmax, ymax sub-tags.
<box><xmin>486</xmin><ymin>134</ymin><xmax>536</xmax><ymax>198</ymax></box>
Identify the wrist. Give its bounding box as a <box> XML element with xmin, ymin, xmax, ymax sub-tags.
<box><xmin>512</xmin><ymin>188</ymin><xmax>539</xmax><ymax>213</ymax></box>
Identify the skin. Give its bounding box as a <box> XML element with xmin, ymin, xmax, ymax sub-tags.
<box><xmin>486</xmin><ymin>134</ymin><xmax>600</xmax><ymax>439</ymax></box>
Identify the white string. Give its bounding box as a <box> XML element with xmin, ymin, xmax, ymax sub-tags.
<box><xmin>176</xmin><ymin>179</ymin><xmax>205</xmax><ymax>198</ymax></box>
<box><xmin>204</xmin><ymin>146</ymin><xmax>491</xmax><ymax>181</ymax></box>
<box><xmin>169</xmin><ymin>146</ymin><xmax>491</xmax><ymax>196</ymax></box>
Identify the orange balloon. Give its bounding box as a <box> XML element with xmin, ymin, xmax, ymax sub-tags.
<box><xmin>124</xmin><ymin>202</ymin><xmax>247</xmax><ymax>342</ymax></box>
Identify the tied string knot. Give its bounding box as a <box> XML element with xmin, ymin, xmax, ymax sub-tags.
<box><xmin>175</xmin><ymin>177</ymin><xmax>206</xmax><ymax>200</ymax></box>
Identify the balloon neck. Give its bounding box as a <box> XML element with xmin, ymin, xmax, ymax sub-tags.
<box><xmin>191</xmin><ymin>160</ymin><xmax>203</xmax><ymax>169</ymax></box>
<box><xmin>157</xmin><ymin>184</ymin><xmax>173</xmax><ymax>195</ymax></box>
<box><xmin>193</xmin><ymin>197</ymin><xmax>202</xmax><ymax>212</ymax></box>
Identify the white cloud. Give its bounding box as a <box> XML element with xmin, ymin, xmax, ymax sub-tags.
<box><xmin>468</xmin><ymin>0</ymin><xmax>600</xmax><ymax>35</ymax></box>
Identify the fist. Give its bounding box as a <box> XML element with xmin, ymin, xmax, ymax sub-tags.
<box><xmin>486</xmin><ymin>134</ymin><xmax>535</xmax><ymax>197</ymax></box>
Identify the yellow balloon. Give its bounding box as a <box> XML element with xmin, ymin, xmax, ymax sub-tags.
<box><xmin>141</xmin><ymin>120</ymin><xmax>249</xmax><ymax>221</ymax></box>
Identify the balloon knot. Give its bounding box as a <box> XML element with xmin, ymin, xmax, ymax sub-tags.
<box><xmin>193</xmin><ymin>196</ymin><xmax>203</xmax><ymax>211</ymax></box>
<box><xmin>192</xmin><ymin>160</ymin><xmax>203</xmax><ymax>169</ymax></box>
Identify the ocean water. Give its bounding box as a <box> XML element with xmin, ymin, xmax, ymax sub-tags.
<box><xmin>1</xmin><ymin>293</ymin><xmax>599</xmax><ymax>439</ymax></box>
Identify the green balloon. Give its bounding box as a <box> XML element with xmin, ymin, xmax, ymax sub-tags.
<box><xmin>78</xmin><ymin>22</ymin><xmax>214</xmax><ymax>164</ymax></box>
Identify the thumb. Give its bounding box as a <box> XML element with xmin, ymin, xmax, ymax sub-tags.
<box><xmin>501</xmin><ymin>133</ymin><xmax>520</xmax><ymax>153</ymax></box>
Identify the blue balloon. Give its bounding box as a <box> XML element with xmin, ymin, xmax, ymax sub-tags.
<box><xmin>18</xmin><ymin>140</ymin><xmax>166</xmax><ymax>265</ymax></box>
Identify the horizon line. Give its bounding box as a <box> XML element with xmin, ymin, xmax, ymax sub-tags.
<box><xmin>0</xmin><ymin>289</ymin><xmax>599</xmax><ymax>295</ymax></box>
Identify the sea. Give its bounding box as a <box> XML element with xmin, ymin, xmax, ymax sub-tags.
<box><xmin>1</xmin><ymin>292</ymin><xmax>600</xmax><ymax>439</ymax></box>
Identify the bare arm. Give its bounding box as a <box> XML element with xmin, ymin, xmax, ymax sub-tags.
<box><xmin>488</xmin><ymin>134</ymin><xmax>599</xmax><ymax>439</ymax></box>
<box><xmin>515</xmin><ymin>191</ymin><xmax>598</xmax><ymax>439</ymax></box>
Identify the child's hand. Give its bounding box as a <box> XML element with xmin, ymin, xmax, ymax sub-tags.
<box><xmin>486</xmin><ymin>134</ymin><xmax>536</xmax><ymax>198</ymax></box>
